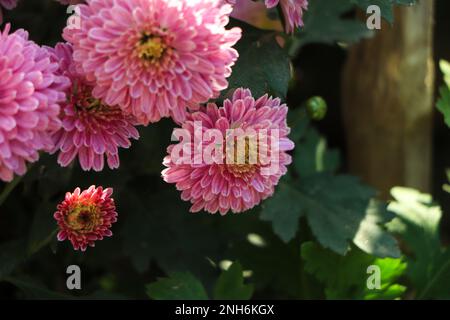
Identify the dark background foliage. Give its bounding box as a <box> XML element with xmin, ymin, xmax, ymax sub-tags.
<box><xmin>1</xmin><ymin>0</ymin><xmax>450</xmax><ymax>300</ymax></box>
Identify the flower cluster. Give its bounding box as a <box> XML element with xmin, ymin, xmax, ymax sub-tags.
<box><xmin>1</xmin><ymin>0</ymin><xmax>303</xmax><ymax>250</ymax></box>
<box><xmin>63</xmin><ymin>0</ymin><xmax>242</xmax><ymax>125</ymax></box>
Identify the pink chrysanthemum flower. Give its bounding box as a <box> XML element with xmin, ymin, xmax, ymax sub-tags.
<box><xmin>63</xmin><ymin>0</ymin><xmax>242</xmax><ymax>125</ymax></box>
<box><xmin>47</xmin><ymin>43</ymin><xmax>139</xmax><ymax>171</ymax></box>
<box><xmin>162</xmin><ymin>88</ymin><xmax>295</xmax><ymax>215</ymax></box>
<box><xmin>265</xmin><ymin>0</ymin><xmax>308</xmax><ymax>33</ymax></box>
<box><xmin>0</xmin><ymin>0</ymin><xmax>18</xmax><ymax>24</ymax></box>
<box><xmin>54</xmin><ymin>185</ymin><xmax>118</xmax><ymax>251</ymax></box>
<box><xmin>0</xmin><ymin>24</ymin><xmax>69</xmax><ymax>182</ymax></box>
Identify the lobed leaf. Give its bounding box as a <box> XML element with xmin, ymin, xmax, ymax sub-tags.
<box><xmin>213</xmin><ymin>262</ymin><xmax>254</xmax><ymax>300</ymax></box>
<box><xmin>301</xmin><ymin>242</ymin><xmax>406</xmax><ymax>299</ymax></box>
<box><xmin>387</xmin><ymin>187</ymin><xmax>450</xmax><ymax>299</ymax></box>
<box><xmin>146</xmin><ymin>272</ymin><xmax>208</xmax><ymax>300</ymax></box>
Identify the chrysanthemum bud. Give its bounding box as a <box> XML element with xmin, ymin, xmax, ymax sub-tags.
<box><xmin>306</xmin><ymin>96</ymin><xmax>327</xmax><ymax>121</ymax></box>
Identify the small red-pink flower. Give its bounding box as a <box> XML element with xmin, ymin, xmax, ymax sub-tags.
<box><xmin>162</xmin><ymin>88</ymin><xmax>294</xmax><ymax>215</ymax></box>
<box><xmin>48</xmin><ymin>43</ymin><xmax>139</xmax><ymax>171</ymax></box>
<box><xmin>54</xmin><ymin>185</ymin><xmax>118</xmax><ymax>251</ymax></box>
<box><xmin>63</xmin><ymin>0</ymin><xmax>242</xmax><ymax>125</ymax></box>
<box><xmin>265</xmin><ymin>0</ymin><xmax>308</xmax><ymax>33</ymax></box>
<box><xmin>0</xmin><ymin>24</ymin><xmax>69</xmax><ymax>182</ymax></box>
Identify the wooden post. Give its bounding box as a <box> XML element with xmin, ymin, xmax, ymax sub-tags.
<box><xmin>341</xmin><ymin>1</ymin><xmax>435</xmax><ymax>197</ymax></box>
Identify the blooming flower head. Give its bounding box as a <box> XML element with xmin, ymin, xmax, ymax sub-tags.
<box><xmin>0</xmin><ymin>24</ymin><xmax>69</xmax><ymax>182</ymax></box>
<box><xmin>265</xmin><ymin>0</ymin><xmax>308</xmax><ymax>33</ymax></box>
<box><xmin>48</xmin><ymin>43</ymin><xmax>139</xmax><ymax>171</ymax></box>
<box><xmin>54</xmin><ymin>185</ymin><xmax>118</xmax><ymax>251</ymax></box>
<box><xmin>0</xmin><ymin>0</ymin><xmax>18</xmax><ymax>24</ymax></box>
<box><xmin>63</xmin><ymin>0</ymin><xmax>242</xmax><ymax>126</ymax></box>
<box><xmin>162</xmin><ymin>88</ymin><xmax>295</xmax><ymax>215</ymax></box>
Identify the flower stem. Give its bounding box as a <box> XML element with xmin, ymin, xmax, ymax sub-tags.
<box><xmin>0</xmin><ymin>175</ymin><xmax>23</xmax><ymax>207</ymax></box>
<box><xmin>29</xmin><ymin>229</ymin><xmax>58</xmax><ymax>255</ymax></box>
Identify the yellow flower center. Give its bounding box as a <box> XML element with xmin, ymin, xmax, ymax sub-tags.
<box><xmin>71</xmin><ymin>82</ymin><xmax>112</xmax><ymax>113</ymax></box>
<box><xmin>66</xmin><ymin>204</ymin><xmax>102</xmax><ymax>233</ymax></box>
<box><xmin>137</xmin><ymin>33</ymin><xmax>166</xmax><ymax>62</ymax></box>
<box><xmin>226</xmin><ymin>163</ymin><xmax>258</xmax><ymax>177</ymax></box>
<box><xmin>225</xmin><ymin>137</ymin><xmax>259</xmax><ymax>177</ymax></box>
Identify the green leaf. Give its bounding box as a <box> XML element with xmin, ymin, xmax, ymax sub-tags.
<box><xmin>353</xmin><ymin>200</ymin><xmax>401</xmax><ymax>258</ymax></box>
<box><xmin>28</xmin><ymin>201</ymin><xmax>57</xmax><ymax>254</ymax></box>
<box><xmin>294</xmin><ymin>0</ymin><xmax>373</xmax><ymax>49</ymax></box>
<box><xmin>262</xmin><ymin>174</ymin><xmax>400</xmax><ymax>257</ymax></box>
<box><xmin>260</xmin><ymin>183</ymin><xmax>306</xmax><ymax>242</ymax></box>
<box><xmin>121</xmin><ymin>184</ymin><xmax>225</xmax><ymax>277</ymax></box>
<box><xmin>387</xmin><ymin>187</ymin><xmax>450</xmax><ymax>299</ymax></box>
<box><xmin>221</xmin><ymin>212</ymin><xmax>305</xmax><ymax>298</ymax></box>
<box><xmin>0</xmin><ymin>240</ymin><xmax>28</xmax><ymax>280</ymax></box>
<box><xmin>394</xmin><ymin>0</ymin><xmax>417</xmax><ymax>4</ymax></box>
<box><xmin>214</xmin><ymin>262</ymin><xmax>254</xmax><ymax>300</ymax></box>
<box><xmin>301</xmin><ymin>242</ymin><xmax>406</xmax><ymax>299</ymax></box>
<box><xmin>6</xmin><ymin>277</ymin><xmax>71</xmax><ymax>299</ymax></box>
<box><xmin>262</xmin><ymin>175</ymin><xmax>371</xmax><ymax>253</ymax></box>
<box><xmin>294</xmin><ymin>126</ymin><xmax>341</xmax><ymax>178</ymax></box>
<box><xmin>351</xmin><ymin>0</ymin><xmax>416</xmax><ymax>24</ymax></box>
<box><xmin>437</xmin><ymin>86</ymin><xmax>450</xmax><ymax>128</ymax></box>
<box><xmin>0</xmin><ymin>228</ymin><xmax>56</xmax><ymax>281</ymax></box>
<box><xmin>85</xmin><ymin>290</ymin><xmax>130</xmax><ymax>300</ymax></box>
<box><xmin>437</xmin><ymin>60</ymin><xmax>450</xmax><ymax>128</ymax></box>
<box><xmin>146</xmin><ymin>272</ymin><xmax>208</xmax><ymax>300</ymax></box>
<box><xmin>264</xmin><ymin>112</ymin><xmax>399</xmax><ymax>257</ymax></box>
<box><xmin>226</xmin><ymin>19</ymin><xmax>291</xmax><ymax>99</ymax></box>
<box><xmin>440</xmin><ymin>60</ymin><xmax>450</xmax><ymax>88</ymax></box>
<box><xmin>292</xmin><ymin>0</ymin><xmax>416</xmax><ymax>52</ymax></box>
<box><xmin>301</xmin><ymin>174</ymin><xmax>375</xmax><ymax>255</ymax></box>
<box><xmin>287</xmin><ymin>107</ymin><xmax>310</xmax><ymax>142</ymax></box>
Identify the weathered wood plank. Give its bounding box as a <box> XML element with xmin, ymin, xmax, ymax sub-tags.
<box><xmin>342</xmin><ymin>1</ymin><xmax>435</xmax><ymax>197</ymax></box>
